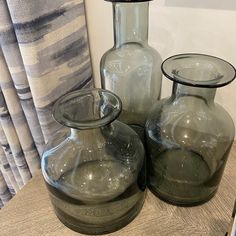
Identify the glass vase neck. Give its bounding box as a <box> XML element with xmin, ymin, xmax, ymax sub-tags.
<box><xmin>172</xmin><ymin>82</ymin><xmax>216</xmax><ymax>104</ymax></box>
<box><xmin>113</xmin><ymin>2</ymin><xmax>149</xmax><ymax>47</ymax></box>
<box><xmin>70</xmin><ymin>127</ymin><xmax>111</xmax><ymax>147</ymax></box>
<box><xmin>70</xmin><ymin>128</ymin><xmax>102</xmax><ymax>139</ymax></box>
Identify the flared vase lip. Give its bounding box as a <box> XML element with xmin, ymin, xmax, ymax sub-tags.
<box><xmin>161</xmin><ymin>53</ymin><xmax>236</xmax><ymax>88</ymax></box>
<box><xmin>52</xmin><ymin>88</ymin><xmax>122</xmax><ymax>130</ymax></box>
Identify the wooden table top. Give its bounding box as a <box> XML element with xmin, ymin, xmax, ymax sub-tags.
<box><xmin>0</xmin><ymin>145</ymin><xmax>236</xmax><ymax>236</ymax></box>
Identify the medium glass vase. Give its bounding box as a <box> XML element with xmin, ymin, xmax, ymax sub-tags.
<box><xmin>146</xmin><ymin>53</ymin><xmax>236</xmax><ymax>206</ymax></box>
<box><xmin>100</xmin><ymin>0</ymin><xmax>162</xmax><ymax>134</ymax></box>
<box><xmin>41</xmin><ymin>89</ymin><xmax>146</xmax><ymax>234</ymax></box>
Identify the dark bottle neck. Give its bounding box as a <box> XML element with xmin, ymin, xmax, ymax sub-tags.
<box><xmin>172</xmin><ymin>83</ymin><xmax>216</xmax><ymax>105</ymax></box>
<box><xmin>113</xmin><ymin>2</ymin><xmax>149</xmax><ymax>47</ymax></box>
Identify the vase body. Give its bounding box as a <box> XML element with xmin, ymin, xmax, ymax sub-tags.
<box><xmin>146</xmin><ymin>54</ymin><xmax>236</xmax><ymax>206</ymax></box>
<box><xmin>41</xmin><ymin>89</ymin><xmax>146</xmax><ymax>234</ymax></box>
<box><xmin>100</xmin><ymin>1</ymin><xmax>162</xmax><ymax>131</ymax></box>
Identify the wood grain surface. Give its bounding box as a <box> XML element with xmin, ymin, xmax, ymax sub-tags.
<box><xmin>0</xmin><ymin>144</ymin><xmax>235</xmax><ymax>236</ymax></box>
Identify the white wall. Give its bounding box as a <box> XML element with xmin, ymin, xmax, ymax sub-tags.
<box><xmin>85</xmin><ymin>0</ymin><xmax>236</xmax><ymax>126</ymax></box>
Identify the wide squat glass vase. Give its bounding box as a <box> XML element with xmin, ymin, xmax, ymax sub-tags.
<box><xmin>41</xmin><ymin>89</ymin><xmax>146</xmax><ymax>234</ymax></box>
<box><xmin>146</xmin><ymin>54</ymin><xmax>236</xmax><ymax>206</ymax></box>
<box><xmin>100</xmin><ymin>0</ymin><xmax>162</xmax><ymax>133</ymax></box>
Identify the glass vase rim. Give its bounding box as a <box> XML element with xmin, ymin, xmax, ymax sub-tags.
<box><xmin>52</xmin><ymin>88</ymin><xmax>122</xmax><ymax>130</ymax></box>
<box><xmin>161</xmin><ymin>53</ymin><xmax>236</xmax><ymax>88</ymax></box>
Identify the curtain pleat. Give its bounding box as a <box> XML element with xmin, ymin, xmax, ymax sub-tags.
<box><xmin>0</xmin><ymin>89</ymin><xmax>32</xmax><ymax>185</ymax></box>
<box><xmin>0</xmin><ymin>138</ymin><xmax>18</xmax><ymax>194</ymax></box>
<box><xmin>0</xmin><ymin>125</ymin><xmax>21</xmax><ymax>192</ymax></box>
<box><xmin>0</xmin><ymin>0</ymin><xmax>45</xmax><ymax>155</ymax></box>
<box><xmin>0</xmin><ymin>199</ymin><xmax>3</xmax><ymax>208</ymax></box>
<box><xmin>0</xmin><ymin>51</ymin><xmax>40</xmax><ymax>176</ymax></box>
<box><xmin>0</xmin><ymin>0</ymin><xmax>93</xmax><ymax>207</ymax></box>
<box><xmin>6</xmin><ymin>0</ymin><xmax>93</xmax><ymax>142</ymax></box>
<box><xmin>0</xmin><ymin>166</ymin><xmax>15</xmax><ymax>195</ymax></box>
<box><xmin>0</xmin><ymin>170</ymin><xmax>12</xmax><ymax>204</ymax></box>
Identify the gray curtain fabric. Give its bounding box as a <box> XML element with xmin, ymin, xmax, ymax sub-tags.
<box><xmin>0</xmin><ymin>0</ymin><xmax>93</xmax><ymax>207</ymax></box>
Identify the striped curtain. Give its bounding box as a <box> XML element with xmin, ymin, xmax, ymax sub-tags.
<box><xmin>0</xmin><ymin>0</ymin><xmax>93</xmax><ymax>207</ymax></box>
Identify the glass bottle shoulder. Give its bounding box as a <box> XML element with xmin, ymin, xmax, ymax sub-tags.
<box><xmin>42</xmin><ymin>122</ymin><xmax>145</xmax><ymax>184</ymax></box>
<box><xmin>146</xmin><ymin>97</ymin><xmax>235</xmax><ymax>142</ymax></box>
<box><xmin>101</xmin><ymin>43</ymin><xmax>162</xmax><ymax>70</ymax></box>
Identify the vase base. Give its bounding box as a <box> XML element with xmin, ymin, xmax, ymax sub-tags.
<box><xmin>148</xmin><ymin>185</ymin><xmax>217</xmax><ymax>207</ymax></box>
<box><xmin>53</xmin><ymin>193</ymin><xmax>145</xmax><ymax>235</ymax></box>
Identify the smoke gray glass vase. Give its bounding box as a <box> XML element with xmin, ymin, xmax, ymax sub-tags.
<box><xmin>41</xmin><ymin>89</ymin><xmax>146</xmax><ymax>234</ymax></box>
<box><xmin>146</xmin><ymin>54</ymin><xmax>236</xmax><ymax>206</ymax></box>
<box><xmin>100</xmin><ymin>0</ymin><xmax>162</xmax><ymax>135</ymax></box>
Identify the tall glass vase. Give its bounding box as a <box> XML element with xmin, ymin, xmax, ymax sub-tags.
<box><xmin>100</xmin><ymin>0</ymin><xmax>162</xmax><ymax>135</ymax></box>
<box><xmin>146</xmin><ymin>54</ymin><xmax>236</xmax><ymax>206</ymax></box>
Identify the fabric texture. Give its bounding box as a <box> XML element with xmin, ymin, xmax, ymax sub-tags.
<box><xmin>0</xmin><ymin>0</ymin><xmax>93</xmax><ymax>207</ymax></box>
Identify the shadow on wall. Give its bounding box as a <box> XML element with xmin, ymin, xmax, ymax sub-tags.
<box><xmin>165</xmin><ymin>0</ymin><xmax>236</xmax><ymax>11</ymax></box>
